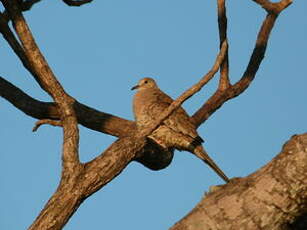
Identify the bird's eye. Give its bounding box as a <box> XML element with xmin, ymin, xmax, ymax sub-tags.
<box><xmin>144</xmin><ymin>80</ymin><xmax>148</xmax><ymax>84</ymax></box>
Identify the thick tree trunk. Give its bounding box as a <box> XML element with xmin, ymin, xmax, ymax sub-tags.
<box><xmin>171</xmin><ymin>133</ymin><xmax>307</xmax><ymax>230</ymax></box>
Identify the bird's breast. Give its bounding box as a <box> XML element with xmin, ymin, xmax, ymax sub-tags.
<box><xmin>133</xmin><ymin>89</ymin><xmax>160</xmax><ymax>126</ymax></box>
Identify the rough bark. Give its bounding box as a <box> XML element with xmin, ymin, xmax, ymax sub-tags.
<box><xmin>28</xmin><ymin>136</ymin><xmax>147</xmax><ymax>230</ymax></box>
<box><xmin>171</xmin><ymin>133</ymin><xmax>307</xmax><ymax>230</ymax></box>
<box><xmin>0</xmin><ymin>0</ymin><xmax>300</xmax><ymax>230</ymax></box>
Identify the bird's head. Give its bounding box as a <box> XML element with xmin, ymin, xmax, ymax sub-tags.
<box><xmin>131</xmin><ymin>77</ymin><xmax>158</xmax><ymax>91</ymax></box>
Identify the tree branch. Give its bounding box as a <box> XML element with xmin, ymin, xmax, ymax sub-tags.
<box><xmin>217</xmin><ymin>0</ymin><xmax>230</xmax><ymax>90</ymax></box>
<box><xmin>32</xmin><ymin>119</ymin><xmax>62</xmax><ymax>132</ymax></box>
<box><xmin>192</xmin><ymin>0</ymin><xmax>291</xmax><ymax>127</ymax></box>
<box><xmin>0</xmin><ymin>1</ymin><xmax>296</xmax><ymax>229</ymax></box>
<box><xmin>0</xmin><ymin>9</ymin><xmax>57</xmax><ymax>89</ymax></box>
<box><xmin>0</xmin><ymin>76</ymin><xmax>135</xmax><ymax>137</ymax></box>
<box><xmin>140</xmin><ymin>41</ymin><xmax>228</xmax><ymax>137</ymax></box>
<box><xmin>171</xmin><ymin>133</ymin><xmax>307</xmax><ymax>230</ymax></box>
<box><xmin>2</xmin><ymin>0</ymin><xmax>80</xmax><ymax>174</ymax></box>
<box><xmin>0</xmin><ymin>12</ymin><xmax>37</xmax><ymax>76</ymax></box>
<box><xmin>1</xmin><ymin>28</ymin><xmax>226</xmax><ymax>230</ymax></box>
<box><xmin>0</xmin><ymin>76</ymin><xmax>174</xmax><ymax>171</ymax></box>
<box><xmin>252</xmin><ymin>0</ymin><xmax>293</xmax><ymax>14</ymax></box>
<box><xmin>28</xmin><ymin>136</ymin><xmax>147</xmax><ymax>230</ymax></box>
<box><xmin>0</xmin><ymin>38</ymin><xmax>226</xmax><ymax>141</ymax></box>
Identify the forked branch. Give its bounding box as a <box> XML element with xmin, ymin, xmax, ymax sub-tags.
<box><xmin>252</xmin><ymin>0</ymin><xmax>292</xmax><ymax>14</ymax></box>
<box><xmin>1</xmin><ymin>0</ymin><xmax>81</xmax><ymax>174</ymax></box>
<box><xmin>26</xmin><ymin>38</ymin><xmax>229</xmax><ymax>230</ymax></box>
<box><xmin>191</xmin><ymin>0</ymin><xmax>292</xmax><ymax>127</ymax></box>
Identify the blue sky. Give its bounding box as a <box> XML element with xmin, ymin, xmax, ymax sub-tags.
<box><xmin>1</xmin><ymin>1</ymin><xmax>306</xmax><ymax>229</ymax></box>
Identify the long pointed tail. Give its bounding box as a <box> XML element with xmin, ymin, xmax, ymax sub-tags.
<box><xmin>194</xmin><ymin>146</ymin><xmax>229</xmax><ymax>183</ymax></box>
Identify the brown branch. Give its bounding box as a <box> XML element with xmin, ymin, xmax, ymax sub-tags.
<box><xmin>2</xmin><ymin>0</ymin><xmax>80</xmax><ymax>173</ymax></box>
<box><xmin>171</xmin><ymin>133</ymin><xmax>307</xmax><ymax>230</ymax></box>
<box><xmin>0</xmin><ymin>1</ymin><xmax>295</xmax><ymax>229</ymax></box>
<box><xmin>0</xmin><ymin>13</ymin><xmax>33</xmax><ymax>72</ymax></box>
<box><xmin>32</xmin><ymin>119</ymin><xmax>62</xmax><ymax>132</ymax></box>
<box><xmin>0</xmin><ymin>11</ymin><xmax>53</xmax><ymax>94</ymax></box>
<box><xmin>217</xmin><ymin>0</ymin><xmax>230</xmax><ymax>90</ymax></box>
<box><xmin>1</xmin><ymin>76</ymin><xmax>173</xmax><ymax>230</ymax></box>
<box><xmin>252</xmin><ymin>0</ymin><xmax>293</xmax><ymax>14</ymax></box>
<box><xmin>0</xmin><ymin>16</ymin><xmax>24</xmax><ymax>55</ymax></box>
<box><xmin>0</xmin><ymin>76</ymin><xmax>135</xmax><ymax>137</ymax></box>
<box><xmin>140</xmin><ymin>41</ymin><xmax>228</xmax><ymax>138</ymax></box>
<box><xmin>62</xmin><ymin>0</ymin><xmax>93</xmax><ymax>7</ymax></box>
<box><xmin>0</xmin><ymin>75</ymin><xmax>174</xmax><ymax>172</ymax></box>
<box><xmin>2</xmin><ymin>0</ymin><xmax>70</xmax><ymax>101</ymax></box>
<box><xmin>192</xmin><ymin>0</ymin><xmax>291</xmax><ymax>127</ymax></box>
<box><xmin>0</xmin><ymin>24</ymin><xmax>226</xmax><ymax>230</ymax></box>
<box><xmin>28</xmin><ymin>136</ymin><xmax>147</xmax><ymax>230</ymax></box>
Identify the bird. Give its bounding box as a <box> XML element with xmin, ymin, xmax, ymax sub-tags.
<box><xmin>131</xmin><ymin>77</ymin><xmax>229</xmax><ymax>183</ymax></box>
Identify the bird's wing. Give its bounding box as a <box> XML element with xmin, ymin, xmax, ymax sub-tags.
<box><xmin>153</xmin><ymin>89</ymin><xmax>203</xmax><ymax>144</ymax></box>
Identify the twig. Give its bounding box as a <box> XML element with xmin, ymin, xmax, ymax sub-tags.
<box><xmin>32</xmin><ymin>119</ymin><xmax>62</xmax><ymax>132</ymax></box>
<box><xmin>217</xmin><ymin>0</ymin><xmax>230</xmax><ymax>90</ymax></box>
<box><xmin>140</xmin><ymin>41</ymin><xmax>228</xmax><ymax>138</ymax></box>
<box><xmin>62</xmin><ymin>0</ymin><xmax>92</xmax><ymax>7</ymax></box>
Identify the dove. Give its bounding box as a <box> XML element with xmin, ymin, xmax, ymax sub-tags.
<box><xmin>131</xmin><ymin>77</ymin><xmax>229</xmax><ymax>183</ymax></box>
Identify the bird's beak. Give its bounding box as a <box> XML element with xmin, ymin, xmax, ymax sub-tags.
<box><xmin>131</xmin><ymin>85</ymin><xmax>139</xmax><ymax>90</ymax></box>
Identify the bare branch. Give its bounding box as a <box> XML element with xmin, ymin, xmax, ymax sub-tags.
<box><xmin>192</xmin><ymin>1</ymin><xmax>291</xmax><ymax>127</ymax></box>
<box><xmin>0</xmin><ymin>75</ymin><xmax>174</xmax><ymax>172</ymax></box>
<box><xmin>2</xmin><ymin>0</ymin><xmax>80</xmax><ymax>174</ymax></box>
<box><xmin>1</xmin><ymin>37</ymin><xmax>227</xmax><ymax>230</ymax></box>
<box><xmin>0</xmin><ymin>13</ymin><xmax>52</xmax><ymax>91</ymax></box>
<box><xmin>0</xmin><ymin>1</ymin><xmax>296</xmax><ymax>229</ymax></box>
<box><xmin>217</xmin><ymin>0</ymin><xmax>230</xmax><ymax>90</ymax></box>
<box><xmin>2</xmin><ymin>0</ymin><xmax>68</xmax><ymax>100</ymax></box>
<box><xmin>28</xmin><ymin>136</ymin><xmax>147</xmax><ymax>230</ymax></box>
<box><xmin>0</xmin><ymin>1</ymin><xmax>47</xmax><ymax>85</ymax></box>
<box><xmin>62</xmin><ymin>0</ymin><xmax>92</xmax><ymax>7</ymax></box>
<box><xmin>32</xmin><ymin>119</ymin><xmax>62</xmax><ymax>132</ymax></box>
<box><xmin>0</xmin><ymin>76</ymin><xmax>136</xmax><ymax>137</ymax></box>
<box><xmin>140</xmin><ymin>41</ymin><xmax>228</xmax><ymax>137</ymax></box>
